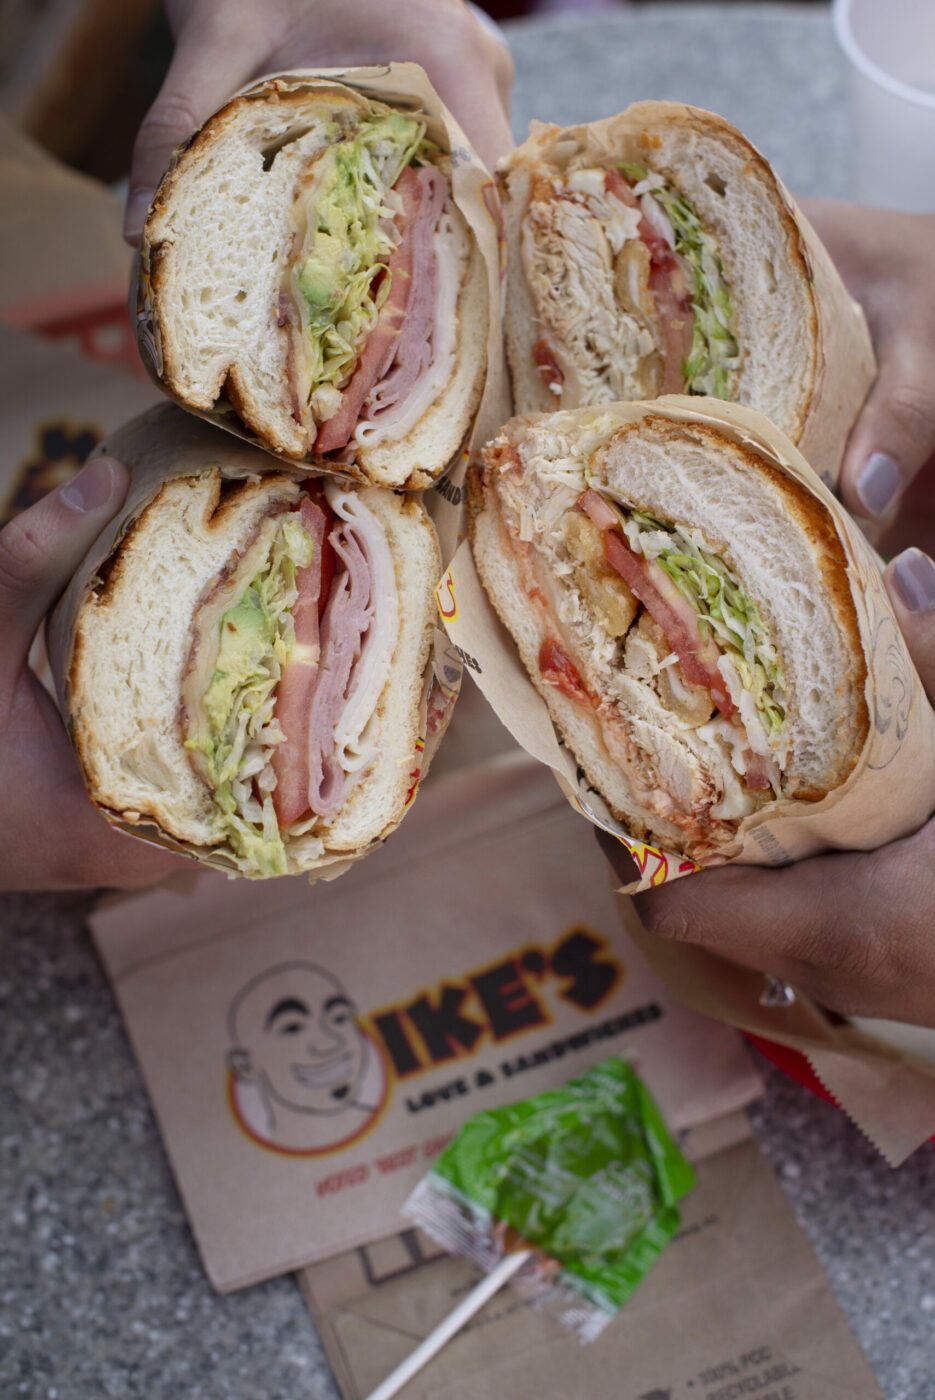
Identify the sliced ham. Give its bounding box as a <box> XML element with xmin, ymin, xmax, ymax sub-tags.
<box><xmin>271</xmin><ymin>496</ymin><xmax>330</xmax><ymax>825</ymax></box>
<box><xmin>314</xmin><ymin>165</ymin><xmax>443</xmax><ymax>453</ymax></box>
<box><xmin>303</xmin><ymin>524</ymin><xmax>374</xmax><ymax>817</ymax></box>
<box><xmin>361</xmin><ymin>167</ymin><xmax>445</xmax><ymax>422</ymax></box>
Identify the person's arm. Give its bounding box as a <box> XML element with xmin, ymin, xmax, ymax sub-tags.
<box><xmin>123</xmin><ymin>0</ymin><xmax>514</xmax><ymax>243</ymax></box>
<box><xmin>0</xmin><ymin>459</ymin><xmax>190</xmax><ymax>891</ymax></box>
<box><xmin>603</xmin><ymin>547</ymin><xmax>935</xmax><ymax>1028</ymax></box>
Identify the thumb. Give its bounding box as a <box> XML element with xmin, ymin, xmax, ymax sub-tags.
<box><xmin>840</xmin><ymin>334</ymin><xmax>935</xmax><ymax>522</ymax></box>
<box><xmin>885</xmin><ymin>548</ymin><xmax>935</xmax><ymax>700</ymax></box>
<box><xmin>123</xmin><ymin>13</ymin><xmax>260</xmax><ymax>244</ymax></box>
<box><xmin>0</xmin><ymin>458</ymin><xmax>128</xmax><ymax>664</ymax></box>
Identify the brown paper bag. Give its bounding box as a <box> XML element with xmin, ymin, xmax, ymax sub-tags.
<box><xmin>87</xmin><ymin>754</ymin><xmax>763</xmax><ymax>1291</ymax></box>
<box><xmin>298</xmin><ymin>1113</ymin><xmax>883</xmax><ymax>1400</ymax></box>
<box><xmin>45</xmin><ymin>402</ymin><xmax>462</xmax><ymax>879</ymax></box>
<box><xmin>134</xmin><ymin>63</ymin><xmax>511</xmax><ymax>565</ymax></box>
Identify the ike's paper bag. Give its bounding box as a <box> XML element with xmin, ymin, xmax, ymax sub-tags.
<box><xmin>88</xmin><ymin>754</ymin><xmax>762</xmax><ymax>1291</ymax></box>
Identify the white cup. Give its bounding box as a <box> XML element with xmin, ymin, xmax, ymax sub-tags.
<box><xmin>833</xmin><ymin>0</ymin><xmax>935</xmax><ymax>211</ymax></box>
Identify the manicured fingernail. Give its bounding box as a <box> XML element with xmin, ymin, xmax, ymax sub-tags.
<box><xmin>60</xmin><ymin>458</ymin><xmax>119</xmax><ymax>513</ymax></box>
<box><xmin>892</xmin><ymin>548</ymin><xmax>935</xmax><ymax>613</ymax></box>
<box><xmin>122</xmin><ymin>189</ymin><xmax>151</xmax><ymax>244</ymax></box>
<box><xmin>855</xmin><ymin>452</ymin><xmax>902</xmax><ymax>517</ymax></box>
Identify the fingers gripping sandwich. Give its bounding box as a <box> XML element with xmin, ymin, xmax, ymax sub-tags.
<box><xmin>63</xmin><ymin>454</ymin><xmax>440</xmax><ymax>877</ymax></box>
<box><xmin>140</xmin><ymin>77</ymin><xmax>488</xmax><ymax>488</ymax></box>
<box><xmin>470</xmin><ymin>406</ymin><xmax>869</xmax><ymax>863</ymax></box>
<box><xmin>499</xmin><ymin>104</ymin><xmax>874</xmax><ymax>480</ymax></box>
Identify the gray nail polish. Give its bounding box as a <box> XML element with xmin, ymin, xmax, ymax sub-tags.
<box><xmin>892</xmin><ymin>548</ymin><xmax>935</xmax><ymax>613</ymax></box>
<box><xmin>855</xmin><ymin>452</ymin><xmax>902</xmax><ymax>517</ymax></box>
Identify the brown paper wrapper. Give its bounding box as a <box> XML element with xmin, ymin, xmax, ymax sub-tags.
<box><xmin>438</xmin><ymin>395</ymin><xmax>935</xmax><ymax>1161</ymax></box>
<box><xmin>439</xmin><ymin>396</ymin><xmax>935</xmax><ymax>889</ymax></box>
<box><xmin>135</xmin><ymin>63</ymin><xmax>511</xmax><ymax>560</ymax></box>
<box><xmin>500</xmin><ymin>101</ymin><xmax>876</xmax><ymax>489</ymax></box>
<box><xmin>46</xmin><ymin>403</ymin><xmax>462</xmax><ymax>880</ymax></box>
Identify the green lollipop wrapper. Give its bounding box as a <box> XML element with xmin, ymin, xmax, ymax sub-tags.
<box><xmin>404</xmin><ymin>1056</ymin><xmax>695</xmax><ymax>1341</ymax></box>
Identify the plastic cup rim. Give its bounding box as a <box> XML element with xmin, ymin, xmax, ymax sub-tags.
<box><xmin>833</xmin><ymin>0</ymin><xmax>935</xmax><ymax>110</ymax></box>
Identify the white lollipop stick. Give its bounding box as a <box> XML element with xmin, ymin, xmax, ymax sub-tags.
<box><xmin>364</xmin><ymin>1247</ymin><xmax>533</xmax><ymax>1400</ymax></box>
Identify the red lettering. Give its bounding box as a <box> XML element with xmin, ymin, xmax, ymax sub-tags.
<box><xmin>374</xmin><ymin>1146</ymin><xmax>419</xmax><ymax>1174</ymax></box>
<box><xmin>314</xmin><ymin>1164</ymin><xmax>370</xmax><ymax>1197</ymax></box>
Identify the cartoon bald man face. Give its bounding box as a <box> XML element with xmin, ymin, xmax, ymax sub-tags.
<box><xmin>227</xmin><ymin>963</ymin><xmax>369</xmax><ymax>1117</ymax></box>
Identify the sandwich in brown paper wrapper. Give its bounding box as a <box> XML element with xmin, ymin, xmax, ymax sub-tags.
<box><xmin>134</xmin><ymin>63</ymin><xmax>511</xmax><ymax>564</ymax></box>
<box><xmin>46</xmin><ymin>402</ymin><xmax>463</xmax><ymax>881</ymax></box>
<box><xmin>498</xmin><ymin>101</ymin><xmax>876</xmax><ymax>489</ymax></box>
<box><xmin>438</xmin><ymin>396</ymin><xmax>935</xmax><ymax>1162</ymax></box>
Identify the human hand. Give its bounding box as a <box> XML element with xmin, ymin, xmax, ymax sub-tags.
<box><xmin>123</xmin><ymin>0</ymin><xmax>513</xmax><ymax>243</ymax></box>
<box><xmin>0</xmin><ymin>460</ymin><xmax>192</xmax><ymax>891</ymax></box>
<box><xmin>605</xmin><ymin>548</ymin><xmax>935</xmax><ymax>1028</ymax></box>
<box><xmin>799</xmin><ymin>199</ymin><xmax>935</xmax><ymax>533</ymax></box>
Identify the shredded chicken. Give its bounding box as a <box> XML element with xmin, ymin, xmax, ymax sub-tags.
<box><xmin>521</xmin><ymin>191</ymin><xmax>660</xmax><ymax>405</ymax></box>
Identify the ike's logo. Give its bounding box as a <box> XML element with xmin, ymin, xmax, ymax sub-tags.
<box><xmin>225</xmin><ymin>928</ymin><xmax>627</xmax><ymax>1157</ymax></box>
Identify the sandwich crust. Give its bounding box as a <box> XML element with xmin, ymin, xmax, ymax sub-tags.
<box><xmin>69</xmin><ymin>471</ymin><xmax>440</xmax><ymax>875</ymax></box>
<box><xmin>499</xmin><ymin>103</ymin><xmax>874</xmax><ymax>483</ymax></box>
<box><xmin>141</xmin><ymin>81</ymin><xmax>488</xmax><ymax>487</ymax></box>
<box><xmin>469</xmin><ymin>405</ymin><xmax>869</xmax><ymax>861</ymax></box>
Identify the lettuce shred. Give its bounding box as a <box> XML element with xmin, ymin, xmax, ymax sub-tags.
<box><xmin>189</xmin><ymin>514</ymin><xmax>315</xmax><ymax>875</ymax></box>
<box><xmin>295</xmin><ymin>110</ymin><xmax>426</xmax><ymax>416</ymax></box>
<box><xmin>621</xmin><ymin>506</ymin><xmax>785</xmax><ymax>737</ymax></box>
<box><xmin>618</xmin><ymin>162</ymin><xmax>740</xmax><ymax>398</ymax></box>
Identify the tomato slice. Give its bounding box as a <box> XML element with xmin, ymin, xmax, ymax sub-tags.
<box><xmin>539</xmin><ymin>636</ymin><xmax>592</xmax><ymax>707</ymax></box>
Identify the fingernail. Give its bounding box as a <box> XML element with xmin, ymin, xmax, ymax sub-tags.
<box><xmin>122</xmin><ymin>189</ymin><xmax>151</xmax><ymax>245</ymax></box>
<box><xmin>855</xmin><ymin>452</ymin><xmax>902</xmax><ymax>517</ymax></box>
<box><xmin>60</xmin><ymin>458</ymin><xmax>119</xmax><ymax>513</ymax></box>
<box><xmin>892</xmin><ymin>548</ymin><xmax>935</xmax><ymax>613</ymax></box>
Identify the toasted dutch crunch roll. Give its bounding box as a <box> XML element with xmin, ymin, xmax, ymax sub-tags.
<box><xmin>499</xmin><ymin>104</ymin><xmax>875</xmax><ymax>484</ymax></box>
<box><xmin>469</xmin><ymin>404</ymin><xmax>870</xmax><ymax>864</ymax></box>
<box><xmin>139</xmin><ymin>73</ymin><xmax>488</xmax><ymax>488</ymax></box>
<box><xmin>51</xmin><ymin>410</ymin><xmax>441</xmax><ymax>878</ymax></box>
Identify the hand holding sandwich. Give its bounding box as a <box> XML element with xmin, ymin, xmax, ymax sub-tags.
<box><xmin>124</xmin><ymin>0</ymin><xmax>513</xmax><ymax>243</ymax></box>
<box><xmin>619</xmin><ymin>548</ymin><xmax>935</xmax><ymax>1029</ymax></box>
<box><xmin>0</xmin><ymin>461</ymin><xmax>189</xmax><ymax>891</ymax></box>
<box><xmin>800</xmin><ymin>200</ymin><xmax>935</xmax><ymax>530</ymax></box>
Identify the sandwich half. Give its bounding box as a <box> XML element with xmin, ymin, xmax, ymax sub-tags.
<box><xmin>500</xmin><ymin>104</ymin><xmax>874</xmax><ymax>480</ymax></box>
<box><xmin>66</xmin><ymin>466</ymin><xmax>440</xmax><ymax>877</ymax></box>
<box><xmin>140</xmin><ymin>76</ymin><xmax>488</xmax><ymax>488</ymax></box>
<box><xmin>470</xmin><ymin>405</ymin><xmax>869</xmax><ymax>863</ymax></box>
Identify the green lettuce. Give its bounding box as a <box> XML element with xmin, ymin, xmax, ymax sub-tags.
<box><xmin>624</xmin><ymin>507</ymin><xmax>785</xmax><ymax>737</ymax></box>
<box><xmin>617</xmin><ymin>162</ymin><xmax>740</xmax><ymax>398</ymax></box>
<box><xmin>295</xmin><ymin>110</ymin><xmax>426</xmax><ymax>409</ymax></box>
<box><xmin>188</xmin><ymin>514</ymin><xmax>314</xmax><ymax>875</ymax></box>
